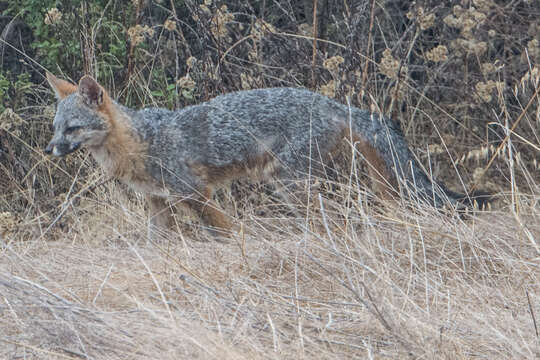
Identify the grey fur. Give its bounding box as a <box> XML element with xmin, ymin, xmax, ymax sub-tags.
<box><xmin>130</xmin><ymin>88</ymin><xmax>462</xmax><ymax>206</ymax></box>
<box><xmin>47</xmin><ymin>79</ymin><xmax>483</xmax><ymax>233</ymax></box>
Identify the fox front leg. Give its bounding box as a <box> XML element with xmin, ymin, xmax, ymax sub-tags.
<box><xmin>146</xmin><ymin>195</ymin><xmax>173</xmax><ymax>239</ymax></box>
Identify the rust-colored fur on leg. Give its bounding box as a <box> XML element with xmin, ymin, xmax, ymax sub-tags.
<box><xmin>349</xmin><ymin>132</ymin><xmax>398</xmax><ymax>201</ymax></box>
<box><xmin>147</xmin><ymin>195</ymin><xmax>173</xmax><ymax>229</ymax></box>
<box><xmin>184</xmin><ymin>187</ymin><xmax>233</xmax><ymax>236</ymax></box>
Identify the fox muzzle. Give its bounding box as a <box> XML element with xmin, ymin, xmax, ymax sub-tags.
<box><xmin>45</xmin><ymin>141</ymin><xmax>81</xmax><ymax>157</ymax></box>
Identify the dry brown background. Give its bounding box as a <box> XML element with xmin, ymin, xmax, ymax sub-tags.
<box><xmin>0</xmin><ymin>1</ymin><xmax>539</xmax><ymax>358</ymax></box>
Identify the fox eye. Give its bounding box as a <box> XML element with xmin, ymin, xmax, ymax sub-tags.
<box><xmin>65</xmin><ymin>126</ymin><xmax>82</xmax><ymax>134</ymax></box>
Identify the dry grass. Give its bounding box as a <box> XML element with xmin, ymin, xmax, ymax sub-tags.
<box><xmin>1</xmin><ymin>3</ymin><xmax>539</xmax><ymax>358</ymax></box>
<box><xmin>1</xmin><ymin>172</ymin><xmax>539</xmax><ymax>359</ymax></box>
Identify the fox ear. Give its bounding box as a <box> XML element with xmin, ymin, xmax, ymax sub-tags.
<box><xmin>46</xmin><ymin>72</ymin><xmax>77</xmax><ymax>99</ymax></box>
<box><xmin>78</xmin><ymin>75</ymin><xmax>105</xmax><ymax>108</ymax></box>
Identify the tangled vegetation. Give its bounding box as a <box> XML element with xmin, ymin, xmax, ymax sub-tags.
<box><xmin>0</xmin><ymin>1</ymin><xmax>538</xmax><ymax>358</ymax></box>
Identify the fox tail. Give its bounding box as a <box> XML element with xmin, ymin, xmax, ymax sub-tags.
<box><xmin>351</xmin><ymin>111</ymin><xmax>490</xmax><ymax>210</ymax></box>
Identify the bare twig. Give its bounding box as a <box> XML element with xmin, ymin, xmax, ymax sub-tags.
<box><xmin>310</xmin><ymin>0</ymin><xmax>318</xmax><ymax>88</ymax></box>
<box><xmin>526</xmin><ymin>289</ymin><xmax>539</xmax><ymax>338</ymax></box>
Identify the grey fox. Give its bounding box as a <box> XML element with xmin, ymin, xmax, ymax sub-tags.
<box><xmin>45</xmin><ymin>73</ymin><xmax>485</xmax><ymax>235</ymax></box>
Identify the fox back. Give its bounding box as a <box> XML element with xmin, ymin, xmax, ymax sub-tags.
<box><xmin>134</xmin><ymin>88</ymin><xmax>357</xmax><ymax>193</ymax></box>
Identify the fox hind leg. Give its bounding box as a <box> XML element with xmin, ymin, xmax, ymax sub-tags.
<box><xmin>185</xmin><ymin>187</ymin><xmax>233</xmax><ymax>237</ymax></box>
<box><xmin>351</xmin><ymin>134</ymin><xmax>397</xmax><ymax>201</ymax></box>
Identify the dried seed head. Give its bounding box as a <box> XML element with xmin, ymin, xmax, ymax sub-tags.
<box><xmin>475</xmin><ymin>80</ymin><xmax>502</xmax><ymax>102</ymax></box>
<box><xmin>177</xmin><ymin>75</ymin><xmax>196</xmax><ymax>90</ymax></box>
<box><xmin>127</xmin><ymin>25</ymin><xmax>154</xmax><ymax>46</ymax></box>
<box><xmin>323</xmin><ymin>56</ymin><xmax>344</xmax><ymax>72</ymax></box>
<box><xmin>210</xmin><ymin>5</ymin><xmax>234</xmax><ymax>40</ymax></box>
<box><xmin>319</xmin><ymin>80</ymin><xmax>337</xmax><ymax>98</ymax></box>
<box><xmin>164</xmin><ymin>19</ymin><xmax>176</xmax><ymax>32</ymax></box>
<box><xmin>0</xmin><ymin>108</ymin><xmax>23</xmax><ymax>131</ymax></box>
<box><xmin>425</xmin><ymin>45</ymin><xmax>449</xmax><ymax>62</ymax></box>
<box><xmin>44</xmin><ymin>8</ymin><xmax>62</xmax><ymax>25</ymax></box>
<box><xmin>251</xmin><ymin>19</ymin><xmax>277</xmax><ymax>41</ymax></box>
<box><xmin>452</xmin><ymin>39</ymin><xmax>488</xmax><ymax>57</ymax></box>
<box><xmin>380</xmin><ymin>49</ymin><xmax>408</xmax><ymax>80</ymax></box>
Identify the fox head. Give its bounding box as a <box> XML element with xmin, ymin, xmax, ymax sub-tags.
<box><xmin>45</xmin><ymin>73</ymin><xmax>111</xmax><ymax>157</ymax></box>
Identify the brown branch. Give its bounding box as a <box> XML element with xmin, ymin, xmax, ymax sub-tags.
<box><xmin>123</xmin><ymin>0</ymin><xmax>144</xmax><ymax>87</ymax></box>
<box><xmin>310</xmin><ymin>0</ymin><xmax>318</xmax><ymax>88</ymax></box>
<box><xmin>360</xmin><ymin>0</ymin><xmax>376</xmax><ymax>98</ymax></box>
